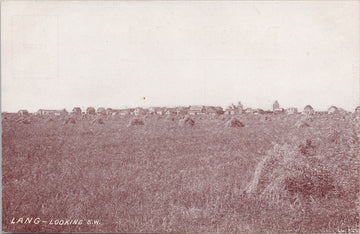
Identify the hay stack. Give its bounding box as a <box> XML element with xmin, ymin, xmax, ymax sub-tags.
<box><xmin>64</xmin><ymin>118</ymin><xmax>76</xmax><ymax>124</ymax></box>
<box><xmin>260</xmin><ymin>116</ymin><xmax>271</xmax><ymax>123</ymax></box>
<box><xmin>16</xmin><ymin>118</ymin><xmax>31</xmax><ymax>124</ymax></box>
<box><xmin>225</xmin><ymin>118</ymin><xmax>245</xmax><ymax>128</ymax></box>
<box><xmin>92</xmin><ymin>118</ymin><xmax>104</xmax><ymax>124</ymax></box>
<box><xmin>301</xmin><ymin>116</ymin><xmax>314</xmax><ymax>122</ymax></box>
<box><xmin>179</xmin><ymin>116</ymin><xmax>195</xmax><ymax>127</ymax></box>
<box><xmin>245</xmin><ymin>143</ymin><xmax>337</xmax><ymax>205</ymax></box>
<box><xmin>166</xmin><ymin>115</ymin><xmax>175</xmax><ymax>121</ymax></box>
<box><xmin>21</xmin><ymin>119</ymin><xmax>31</xmax><ymax>124</ymax></box>
<box><xmin>295</xmin><ymin>120</ymin><xmax>310</xmax><ymax>128</ymax></box>
<box><xmin>22</xmin><ymin>119</ymin><xmax>31</xmax><ymax>124</ymax></box>
<box><xmin>219</xmin><ymin>115</ymin><xmax>227</xmax><ymax>121</ymax></box>
<box><xmin>128</xmin><ymin>118</ymin><xmax>144</xmax><ymax>127</ymax></box>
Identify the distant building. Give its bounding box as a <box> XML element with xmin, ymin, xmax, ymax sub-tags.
<box><xmin>189</xmin><ymin>105</ymin><xmax>206</xmax><ymax>115</ymax></box>
<box><xmin>328</xmin><ymin>106</ymin><xmax>338</xmax><ymax>114</ymax></box>
<box><xmin>56</xmin><ymin>109</ymin><xmax>68</xmax><ymax>116</ymax></box>
<box><xmin>72</xmin><ymin>107</ymin><xmax>82</xmax><ymax>115</ymax></box>
<box><xmin>225</xmin><ymin>108</ymin><xmax>240</xmax><ymax>115</ymax></box>
<box><xmin>315</xmin><ymin>111</ymin><xmax>327</xmax><ymax>115</ymax></box>
<box><xmin>106</xmin><ymin>108</ymin><xmax>113</xmax><ymax>115</ymax></box>
<box><xmin>37</xmin><ymin>109</ymin><xmax>55</xmax><ymax>115</ymax></box>
<box><xmin>237</xmin><ymin>102</ymin><xmax>244</xmax><ymax>111</ymax></box>
<box><xmin>118</xmin><ymin>109</ymin><xmax>130</xmax><ymax>116</ymax></box>
<box><xmin>175</xmin><ymin>107</ymin><xmax>188</xmax><ymax>116</ymax></box>
<box><xmin>165</xmin><ymin>108</ymin><xmax>177</xmax><ymax>115</ymax></box>
<box><xmin>206</xmin><ymin>106</ymin><xmax>223</xmax><ymax>115</ymax></box>
<box><xmin>273</xmin><ymin>100</ymin><xmax>280</xmax><ymax>111</ymax></box>
<box><xmin>254</xmin><ymin>109</ymin><xmax>265</xmax><ymax>115</ymax></box>
<box><xmin>337</xmin><ymin>108</ymin><xmax>348</xmax><ymax>115</ymax></box>
<box><xmin>86</xmin><ymin>107</ymin><xmax>96</xmax><ymax>115</ymax></box>
<box><xmin>97</xmin><ymin>107</ymin><xmax>107</xmax><ymax>115</ymax></box>
<box><xmin>286</xmin><ymin>107</ymin><xmax>298</xmax><ymax>115</ymax></box>
<box><xmin>134</xmin><ymin>107</ymin><xmax>146</xmax><ymax>116</ymax></box>
<box><xmin>37</xmin><ymin>109</ymin><xmax>67</xmax><ymax>116</ymax></box>
<box><xmin>18</xmin><ymin>109</ymin><xmax>29</xmax><ymax>116</ymax></box>
<box><xmin>225</xmin><ymin>103</ymin><xmax>241</xmax><ymax>115</ymax></box>
<box><xmin>149</xmin><ymin>107</ymin><xmax>165</xmax><ymax>115</ymax></box>
<box><xmin>273</xmin><ymin>108</ymin><xmax>284</xmax><ymax>114</ymax></box>
<box><xmin>303</xmin><ymin>105</ymin><xmax>314</xmax><ymax>115</ymax></box>
<box><xmin>355</xmin><ymin>106</ymin><xmax>360</xmax><ymax>114</ymax></box>
<box><xmin>244</xmin><ymin>108</ymin><xmax>254</xmax><ymax>114</ymax></box>
<box><xmin>207</xmin><ymin>108</ymin><xmax>218</xmax><ymax>116</ymax></box>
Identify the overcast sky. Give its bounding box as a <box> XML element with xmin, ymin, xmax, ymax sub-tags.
<box><xmin>1</xmin><ymin>1</ymin><xmax>359</xmax><ymax>112</ymax></box>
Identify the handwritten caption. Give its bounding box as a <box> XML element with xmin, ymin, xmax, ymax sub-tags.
<box><xmin>11</xmin><ymin>217</ymin><xmax>100</xmax><ymax>226</ymax></box>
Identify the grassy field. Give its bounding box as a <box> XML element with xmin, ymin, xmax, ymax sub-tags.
<box><xmin>2</xmin><ymin>114</ymin><xmax>360</xmax><ymax>233</ymax></box>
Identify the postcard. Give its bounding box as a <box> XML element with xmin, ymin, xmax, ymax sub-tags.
<box><xmin>1</xmin><ymin>1</ymin><xmax>359</xmax><ymax>233</ymax></box>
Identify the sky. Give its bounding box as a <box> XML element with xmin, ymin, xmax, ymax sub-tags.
<box><xmin>1</xmin><ymin>1</ymin><xmax>359</xmax><ymax>112</ymax></box>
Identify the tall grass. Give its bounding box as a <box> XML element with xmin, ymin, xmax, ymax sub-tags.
<box><xmin>2</xmin><ymin>114</ymin><xmax>359</xmax><ymax>233</ymax></box>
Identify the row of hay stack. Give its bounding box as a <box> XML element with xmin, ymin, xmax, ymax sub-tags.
<box><xmin>12</xmin><ymin>116</ymin><xmax>247</xmax><ymax>128</ymax></box>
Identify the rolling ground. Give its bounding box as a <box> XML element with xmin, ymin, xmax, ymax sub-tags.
<box><xmin>2</xmin><ymin>113</ymin><xmax>360</xmax><ymax>233</ymax></box>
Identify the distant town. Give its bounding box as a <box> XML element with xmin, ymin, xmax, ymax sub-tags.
<box><xmin>7</xmin><ymin>101</ymin><xmax>360</xmax><ymax>117</ymax></box>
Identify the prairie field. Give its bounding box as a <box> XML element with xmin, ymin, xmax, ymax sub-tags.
<box><xmin>2</xmin><ymin>114</ymin><xmax>360</xmax><ymax>233</ymax></box>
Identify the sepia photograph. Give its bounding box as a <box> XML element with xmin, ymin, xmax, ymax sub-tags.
<box><xmin>1</xmin><ymin>0</ymin><xmax>360</xmax><ymax>233</ymax></box>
